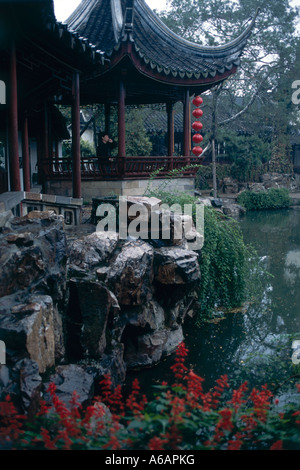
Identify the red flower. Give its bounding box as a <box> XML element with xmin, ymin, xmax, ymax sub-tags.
<box><xmin>40</xmin><ymin>428</ymin><xmax>56</xmax><ymax>450</ymax></box>
<box><xmin>250</xmin><ymin>385</ymin><xmax>272</xmax><ymax>422</ymax></box>
<box><xmin>148</xmin><ymin>436</ymin><xmax>167</xmax><ymax>450</ymax></box>
<box><xmin>270</xmin><ymin>440</ymin><xmax>283</xmax><ymax>450</ymax></box>
<box><xmin>170</xmin><ymin>342</ymin><xmax>189</xmax><ymax>384</ymax></box>
<box><xmin>211</xmin><ymin>375</ymin><xmax>229</xmax><ymax>409</ymax></box>
<box><xmin>228</xmin><ymin>438</ymin><xmax>243</xmax><ymax>450</ymax></box>
<box><xmin>126</xmin><ymin>378</ymin><xmax>147</xmax><ymax>415</ymax></box>
<box><xmin>0</xmin><ymin>394</ymin><xmax>26</xmax><ymax>443</ymax></box>
<box><xmin>186</xmin><ymin>370</ymin><xmax>204</xmax><ymax>408</ymax></box>
<box><xmin>229</xmin><ymin>381</ymin><xmax>248</xmax><ymax>413</ymax></box>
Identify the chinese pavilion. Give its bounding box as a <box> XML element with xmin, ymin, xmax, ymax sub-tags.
<box><xmin>0</xmin><ymin>0</ymin><xmax>258</xmax><ymax>215</ymax></box>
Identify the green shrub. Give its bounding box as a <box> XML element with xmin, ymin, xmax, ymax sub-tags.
<box><xmin>237</xmin><ymin>187</ymin><xmax>291</xmax><ymax>211</ymax></box>
<box><xmin>195</xmin><ymin>164</ymin><xmax>232</xmax><ymax>190</ymax></box>
<box><xmin>220</xmin><ymin>131</ymin><xmax>271</xmax><ymax>183</ymax></box>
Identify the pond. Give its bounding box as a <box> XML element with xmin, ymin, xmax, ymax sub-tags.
<box><xmin>127</xmin><ymin>208</ymin><xmax>300</xmax><ymax>402</ymax></box>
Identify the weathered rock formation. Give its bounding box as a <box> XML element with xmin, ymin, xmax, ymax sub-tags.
<box><xmin>0</xmin><ymin>201</ymin><xmax>201</xmax><ymax>413</ymax></box>
<box><xmin>67</xmin><ymin>234</ymin><xmax>200</xmax><ymax>373</ymax></box>
<box><xmin>0</xmin><ymin>211</ymin><xmax>68</xmax><ymax>413</ymax></box>
<box><xmin>222</xmin><ymin>173</ymin><xmax>300</xmax><ymax>195</ymax></box>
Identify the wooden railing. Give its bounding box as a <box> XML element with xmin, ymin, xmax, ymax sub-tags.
<box><xmin>42</xmin><ymin>156</ymin><xmax>201</xmax><ymax>180</ymax></box>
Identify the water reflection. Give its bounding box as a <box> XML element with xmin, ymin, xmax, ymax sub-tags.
<box><xmin>128</xmin><ymin>209</ymin><xmax>300</xmax><ymax>395</ymax></box>
<box><xmin>284</xmin><ymin>249</ymin><xmax>300</xmax><ymax>286</ymax></box>
<box><xmin>186</xmin><ymin>208</ymin><xmax>300</xmax><ymax>389</ymax></box>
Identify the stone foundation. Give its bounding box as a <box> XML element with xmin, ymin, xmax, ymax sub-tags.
<box><xmin>45</xmin><ymin>177</ymin><xmax>195</xmax><ymax>201</ymax></box>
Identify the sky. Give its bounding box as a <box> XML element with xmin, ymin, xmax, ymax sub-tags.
<box><xmin>53</xmin><ymin>1</ymin><xmax>300</xmax><ymax>32</ymax></box>
<box><xmin>53</xmin><ymin>0</ymin><xmax>167</xmax><ymax>22</ymax></box>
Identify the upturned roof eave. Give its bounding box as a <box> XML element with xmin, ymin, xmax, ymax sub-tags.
<box><xmin>107</xmin><ymin>0</ymin><xmax>258</xmax><ymax>80</ymax></box>
<box><xmin>97</xmin><ymin>43</ymin><xmax>239</xmax><ymax>90</ymax></box>
<box><xmin>64</xmin><ymin>0</ymin><xmax>259</xmax><ymax>83</ymax></box>
<box><xmin>135</xmin><ymin>0</ymin><xmax>260</xmax><ymax>58</ymax></box>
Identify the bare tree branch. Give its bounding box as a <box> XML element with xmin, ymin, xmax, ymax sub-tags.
<box><xmin>218</xmin><ymin>68</ymin><xmax>275</xmax><ymax>127</ymax></box>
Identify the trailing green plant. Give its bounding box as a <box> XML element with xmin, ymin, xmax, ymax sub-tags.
<box><xmin>145</xmin><ymin>167</ymin><xmax>261</xmax><ymax>321</ymax></box>
<box><xmin>1</xmin><ymin>343</ymin><xmax>299</xmax><ymax>450</ymax></box>
<box><xmin>197</xmin><ymin>206</ymin><xmax>257</xmax><ymax>319</ymax></box>
<box><xmin>237</xmin><ymin>188</ymin><xmax>291</xmax><ymax>211</ymax></box>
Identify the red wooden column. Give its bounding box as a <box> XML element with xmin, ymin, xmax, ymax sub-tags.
<box><xmin>72</xmin><ymin>71</ymin><xmax>81</xmax><ymax>199</ymax></box>
<box><xmin>8</xmin><ymin>41</ymin><xmax>21</xmax><ymax>191</ymax></box>
<box><xmin>167</xmin><ymin>102</ymin><xmax>174</xmax><ymax>158</ymax></box>
<box><xmin>183</xmin><ymin>89</ymin><xmax>191</xmax><ymax>160</ymax></box>
<box><xmin>118</xmin><ymin>79</ymin><xmax>126</xmax><ymax>159</ymax></box>
<box><xmin>22</xmin><ymin>113</ymin><xmax>31</xmax><ymax>192</ymax></box>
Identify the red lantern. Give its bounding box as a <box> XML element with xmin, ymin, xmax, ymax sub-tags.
<box><xmin>192</xmin><ymin>108</ymin><xmax>203</xmax><ymax>118</ymax></box>
<box><xmin>192</xmin><ymin>146</ymin><xmax>203</xmax><ymax>156</ymax></box>
<box><xmin>192</xmin><ymin>96</ymin><xmax>203</xmax><ymax>107</ymax></box>
<box><xmin>192</xmin><ymin>121</ymin><xmax>203</xmax><ymax>131</ymax></box>
<box><xmin>192</xmin><ymin>134</ymin><xmax>203</xmax><ymax>144</ymax></box>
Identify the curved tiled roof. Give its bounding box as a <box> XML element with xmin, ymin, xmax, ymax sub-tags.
<box><xmin>67</xmin><ymin>0</ymin><xmax>259</xmax><ymax>83</ymax></box>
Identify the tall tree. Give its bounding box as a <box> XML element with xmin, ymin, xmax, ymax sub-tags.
<box><xmin>160</xmin><ymin>0</ymin><xmax>299</xmax><ymax>177</ymax></box>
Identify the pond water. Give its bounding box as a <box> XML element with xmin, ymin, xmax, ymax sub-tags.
<box><xmin>128</xmin><ymin>208</ymin><xmax>300</xmax><ymax>401</ymax></box>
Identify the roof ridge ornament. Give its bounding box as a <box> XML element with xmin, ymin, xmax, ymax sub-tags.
<box><xmin>122</xmin><ymin>0</ymin><xmax>135</xmax><ymax>38</ymax></box>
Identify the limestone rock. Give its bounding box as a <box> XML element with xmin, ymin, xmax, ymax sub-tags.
<box><xmin>247</xmin><ymin>182</ymin><xmax>266</xmax><ymax>192</ymax></box>
<box><xmin>123</xmin><ymin>326</ymin><xmax>184</xmax><ymax>369</ymax></box>
<box><xmin>125</xmin><ymin>300</ymin><xmax>165</xmax><ymax>331</ymax></box>
<box><xmin>196</xmin><ymin>197</ymin><xmax>212</xmax><ymax>207</ymax></box>
<box><xmin>0</xmin><ymin>359</ymin><xmax>42</xmax><ymax>416</ymax></box>
<box><xmin>127</xmin><ymin>196</ymin><xmax>161</xmax><ymax>218</ymax></box>
<box><xmin>153</xmin><ymin>247</ymin><xmax>200</xmax><ymax>307</ymax></box>
<box><xmin>162</xmin><ymin>326</ymin><xmax>184</xmax><ymax>356</ymax></box>
<box><xmin>18</xmin><ymin>359</ymin><xmax>42</xmax><ymax>416</ymax></box>
<box><xmin>107</xmin><ymin>240</ymin><xmax>154</xmax><ymax>306</ymax></box>
<box><xmin>154</xmin><ymin>246</ymin><xmax>200</xmax><ymax>286</ymax></box>
<box><xmin>0</xmin><ymin>210</ymin><xmax>13</xmax><ymax>230</ymax></box>
<box><xmin>1</xmin><ymin>211</ymin><xmax>68</xmax><ymax>306</ymax></box>
<box><xmin>0</xmin><ymin>294</ymin><xmax>55</xmax><ymax>373</ymax></box>
<box><xmin>45</xmin><ymin>364</ymin><xmax>95</xmax><ymax>408</ymax></box>
<box><xmin>124</xmin><ymin>329</ymin><xmax>167</xmax><ymax>369</ymax></box>
<box><xmin>222</xmin><ymin>200</ymin><xmax>246</xmax><ymax>217</ymax></box>
<box><xmin>68</xmin><ymin>230</ymin><xmax>119</xmax><ymax>273</ymax></box>
<box><xmin>93</xmin><ymin>342</ymin><xmax>127</xmax><ymax>387</ymax></box>
<box><xmin>67</xmin><ymin>278</ymin><xmax>121</xmax><ymax>359</ymax></box>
